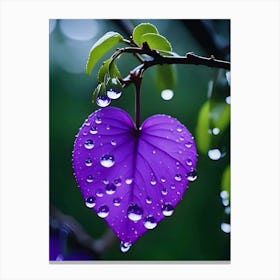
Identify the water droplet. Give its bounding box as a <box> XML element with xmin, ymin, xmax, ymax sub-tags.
<box><xmin>97</xmin><ymin>205</ymin><xmax>109</xmax><ymax>218</ymax></box>
<box><xmin>127</xmin><ymin>203</ymin><xmax>143</xmax><ymax>222</ymax></box>
<box><xmin>212</xmin><ymin>127</ymin><xmax>220</xmax><ymax>135</ymax></box>
<box><xmin>95</xmin><ymin>116</ymin><xmax>102</xmax><ymax>124</ymax></box>
<box><xmin>106</xmin><ymin>184</ymin><xmax>116</xmax><ymax>195</ymax></box>
<box><xmin>186</xmin><ymin>159</ymin><xmax>192</xmax><ymax>166</ymax></box>
<box><xmin>86</xmin><ymin>175</ymin><xmax>94</xmax><ymax>183</ymax></box>
<box><xmin>187</xmin><ymin>169</ymin><xmax>197</xmax><ymax>182</ymax></box>
<box><xmin>161</xmin><ymin>89</ymin><xmax>174</xmax><ymax>100</ymax></box>
<box><xmin>85</xmin><ymin>196</ymin><xmax>96</xmax><ymax>208</ymax></box>
<box><xmin>107</xmin><ymin>88</ymin><xmax>122</xmax><ymax>99</ymax></box>
<box><xmin>125</xmin><ymin>178</ymin><xmax>133</xmax><ymax>185</ymax></box>
<box><xmin>221</xmin><ymin>222</ymin><xmax>231</xmax><ymax>233</ymax></box>
<box><xmin>174</xmin><ymin>174</ymin><xmax>182</xmax><ymax>182</ymax></box>
<box><xmin>102</xmin><ymin>179</ymin><xmax>109</xmax><ymax>185</ymax></box>
<box><xmin>96</xmin><ymin>95</ymin><xmax>111</xmax><ymax>107</ymax></box>
<box><xmin>225</xmin><ymin>71</ymin><xmax>231</xmax><ymax>86</ymax></box>
<box><xmin>100</xmin><ymin>154</ymin><xmax>115</xmax><ymax>168</ymax></box>
<box><xmin>113</xmin><ymin>198</ymin><xmax>121</xmax><ymax>206</ymax></box>
<box><xmin>220</xmin><ymin>190</ymin><xmax>229</xmax><ymax>200</ymax></box>
<box><xmin>85</xmin><ymin>158</ymin><xmax>93</xmax><ymax>167</ymax></box>
<box><xmin>160</xmin><ymin>177</ymin><xmax>166</xmax><ymax>183</ymax></box>
<box><xmin>90</xmin><ymin>126</ymin><xmax>98</xmax><ymax>134</ymax></box>
<box><xmin>114</xmin><ymin>178</ymin><xmax>121</xmax><ymax>187</ymax></box>
<box><xmin>143</xmin><ymin>215</ymin><xmax>158</xmax><ymax>229</ymax></box>
<box><xmin>120</xmin><ymin>241</ymin><xmax>131</xmax><ymax>253</ymax></box>
<box><xmin>222</xmin><ymin>198</ymin><xmax>229</xmax><ymax>207</ymax></box>
<box><xmin>225</xmin><ymin>96</ymin><xmax>231</xmax><ymax>104</ymax></box>
<box><xmin>84</xmin><ymin>139</ymin><xmax>94</xmax><ymax>149</ymax></box>
<box><xmin>150</xmin><ymin>177</ymin><xmax>157</xmax><ymax>185</ymax></box>
<box><xmin>185</xmin><ymin>142</ymin><xmax>192</xmax><ymax>148</ymax></box>
<box><xmin>162</xmin><ymin>202</ymin><xmax>174</xmax><ymax>216</ymax></box>
<box><xmin>161</xmin><ymin>188</ymin><xmax>168</xmax><ymax>195</ymax></box>
<box><xmin>170</xmin><ymin>184</ymin><xmax>175</xmax><ymax>190</ymax></box>
<box><xmin>208</xmin><ymin>149</ymin><xmax>222</xmax><ymax>160</ymax></box>
<box><xmin>176</xmin><ymin>125</ymin><xmax>183</xmax><ymax>133</ymax></box>
<box><xmin>111</xmin><ymin>139</ymin><xmax>117</xmax><ymax>146</ymax></box>
<box><xmin>146</xmin><ymin>197</ymin><xmax>152</xmax><ymax>204</ymax></box>
<box><xmin>96</xmin><ymin>190</ymin><xmax>104</xmax><ymax>197</ymax></box>
<box><xmin>106</xmin><ymin>124</ymin><xmax>110</xmax><ymax>130</ymax></box>
<box><xmin>224</xmin><ymin>206</ymin><xmax>231</xmax><ymax>215</ymax></box>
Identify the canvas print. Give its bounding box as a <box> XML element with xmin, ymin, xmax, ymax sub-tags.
<box><xmin>49</xmin><ymin>19</ymin><xmax>230</xmax><ymax>261</ymax></box>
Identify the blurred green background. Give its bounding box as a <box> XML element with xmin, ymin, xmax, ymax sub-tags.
<box><xmin>49</xmin><ymin>19</ymin><xmax>230</xmax><ymax>260</ymax></box>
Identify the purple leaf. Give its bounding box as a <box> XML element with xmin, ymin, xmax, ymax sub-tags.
<box><xmin>72</xmin><ymin>107</ymin><xmax>197</xmax><ymax>250</ymax></box>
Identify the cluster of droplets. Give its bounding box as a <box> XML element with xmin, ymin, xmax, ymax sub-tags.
<box><xmin>220</xmin><ymin>190</ymin><xmax>230</xmax><ymax>233</ymax></box>
<box><xmin>96</xmin><ymin>78</ymin><xmax>123</xmax><ymax>108</ymax></box>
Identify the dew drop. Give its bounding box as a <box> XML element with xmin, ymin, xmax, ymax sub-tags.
<box><xmin>220</xmin><ymin>190</ymin><xmax>229</xmax><ymax>200</ymax></box>
<box><xmin>84</xmin><ymin>139</ymin><xmax>94</xmax><ymax>149</ymax></box>
<box><xmin>90</xmin><ymin>126</ymin><xmax>98</xmax><ymax>134</ymax></box>
<box><xmin>96</xmin><ymin>95</ymin><xmax>111</xmax><ymax>107</ymax></box>
<box><xmin>162</xmin><ymin>202</ymin><xmax>174</xmax><ymax>216</ymax></box>
<box><xmin>143</xmin><ymin>215</ymin><xmax>158</xmax><ymax>229</ymax></box>
<box><xmin>86</xmin><ymin>175</ymin><xmax>94</xmax><ymax>183</ymax></box>
<box><xmin>85</xmin><ymin>158</ymin><xmax>93</xmax><ymax>167</ymax></box>
<box><xmin>85</xmin><ymin>196</ymin><xmax>96</xmax><ymax>208</ymax></box>
<box><xmin>150</xmin><ymin>177</ymin><xmax>157</xmax><ymax>185</ymax></box>
<box><xmin>152</xmin><ymin>150</ymin><xmax>156</xmax><ymax>154</ymax></box>
<box><xmin>114</xmin><ymin>178</ymin><xmax>121</xmax><ymax>187</ymax></box>
<box><xmin>100</xmin><ymin>154</ymin><xmax>115</xmax><ymax>168</ymax></box>
<box><xmin>170</xmin><ymin>184</ymin><xmax>175</xmax><ymax>190</ymax></box>
<box><xmin>160</xmin><ymin>177</ymin><xmax>166</xmax><ymax>183</ymax></box>
<box><xmin>161</xmin><ymin>188</ymin><xmax>168</xmax><ymax>195</ymax></box>
<box><xmin>225</xmin><ymin>96</ymin><xmax>231</xmax><ymax>104</ymax></box>
<box><xmin>97</xmin><ymin>205</ymin><xmax>109</xmax><ymax>218</ymax></box>
<box><xmin>225</xmin><ymin>206</ymin><xmax>231</xmax><ymax>215</ymax></box>
<box><xmin>145</xmin><ymin>197</ymin><xmax>152</xmax><ymax>204</ymax></box>
<box><xmin>102</xmin><ymin>178</ymin><xmax>109</xmax><ymax>185</ymax></box>
<box><xmin>174</xmin><ymin>174</ymin><xmax>182</xmax><ymax>182</ymax></box>
<box><xmin>186</xmin><ymin>159</ymin><xmax>192</xmax><ymax>166</ymax></box>
<box><xmin>113</xmin><ymin>198</ymin><xmax>121</xmax><ymax>206</ymax></box>
<box><xmin>125</xmin><ymin>178</ymin><xmax>133</xmax><ymax>185</ymax></box>
<box><xmin>221</xmin><ymin>222</ymin><xmax>231</xmax><ymax>233</ymax></box>
<box><xmin>120</xmin><ymin>241</ymin><xmax>131</xmax><ymax>253</ymax></box>
<box><xmin>208</xmin><ymin>149</ymin><xmax>222</xmax><ymax>160</ymax></box>
<box><xmin>185</xmin><ymin>142</ymin><xmax>192</xmax><ymax>148</ymax></box>
<box><xmin>187</xmin><ymin>169</ymin><xmax>197</xmax><ymax>182</ymax></box>
<box><xmin>179</xmin><ymin>136</ymin><xmax>184</xmax><ymax>141</ymax></box>
<box><xmin>111</xmin><ymin>139</ymin><xmax>117</xmax><ymax>146</ymax></box>
<box><xmin>212</xmin><ymin>127</ymin><xmax>220</xmax><ymax>135</ymax></box>
<box><xmin>95</xmin><ymin>116</ymin><xmax>102</xmax><ymax>124</ymax></box>
<box><xmin>106</xmin><ymin>183</ymin><xmax>116</xmax><ymax>195</ymax></box>
<box><xmin>106</xmin><ymin>124</ymin><xmax>110</xmax><ymax>130</ymax></box>
<box><xmin>127</xmin><ymin>203</ymin><xmax>143</xmax><ymax>222</ymax></box>
<box><xmin>96</xmin><ymin>190</ymin><xmax>104</xmax><ymax>197</ymax></box>
<box><xmin>161</xmin><ymin>89</ymin><xmax>174</xmax><ymax>100</ymax></box>
<box><xmin>107</xmin><ymin>89</ymin><xmax>122</xmax><ymax>99</ymax></box>
<box><xmin>176</xmin><ymin>125</ymin><xmax>183</xmax><ymax>133</ymax></box>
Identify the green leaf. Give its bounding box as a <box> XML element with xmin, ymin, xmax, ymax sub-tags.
<box><xmin>221</xmin><ymin>165</ymin><xmax>230</xmax><ymax>201</ymax></box>
<box><xmin>97</xmin><ymin>59</ymin><xmax>121</xmax><ymax>83</ymax></box>
<box><xmin>196</xmin><ymin>101</ymin><xmax>211</xmax><ymax>154</ymax></box>
<box><xmin>86</xmin><ymin>32</ymin><xmax>123</xmax><ymax>75</ymax></box>
<box><xmin>132</xmin><ymin>23</ymin><xmax>158</xmax><ymax>45</ymax></box>
<box><xmin>140</xmin><ymin>33</ymin><xmax>172</xmax><ymax>51</ymax></box>
<box><xmin>91</xmin><ymin>83</ymin><xmax>102</xmax><ymax>103</ymax></box>
<box><xmin>156</xmin><ymin>64</ymin><xmax>177</xmax><ymax>92</ymax></box>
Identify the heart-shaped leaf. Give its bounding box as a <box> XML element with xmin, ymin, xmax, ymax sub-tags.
<box><xmin>72</xmin><ymin>107</ymin><xmax>197</xmax><ymax>250</ymax></box>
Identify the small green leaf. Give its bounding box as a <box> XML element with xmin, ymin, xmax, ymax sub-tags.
<box><xmin>196</xmin><ymin>101</ymin><xmax>211</xmax><ymax>154</ymax></box>
<box><xmin>97</xmin><ymin>59</ymin><xmax>121</xmax><ymax>83</ymax></box>
<box><xmin>221</xmin><ymin>165</ymin><xmax>230</xmax><ymax>201</ymax></box>
<box><xmin>86</xmin><ymin>31</ymin><xmax>123</xmax><ymax>75</ymax></box>
<box><xmin>156</xmin><ymin>64</ymin><xmax>177</xmax><ymax>92</ymax></box>
<box><xmin>140</xmin><ymin>33</ymin><xmax>172</xmax><ymax>51</ymax></box>
<box><xmin>132</xmin><ymin>23</ymin><xmax>158</xmax><ymax>45</ymax></box>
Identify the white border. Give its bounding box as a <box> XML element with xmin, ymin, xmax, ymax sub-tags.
<box><xmin>0</xmin><ymin>0</ymin><xmax>279</xmax><ymax>279</ymax></box>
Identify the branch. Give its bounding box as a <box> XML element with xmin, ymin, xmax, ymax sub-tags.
<box><xmin>115</xmin><ymin>44</ymin><xmax>230</xmax><ymax>86</ymax></box>
<box><xmin>50</xmin><ymin>205</ymin><xmax>117</xmax><ymax>258</ymax></box>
